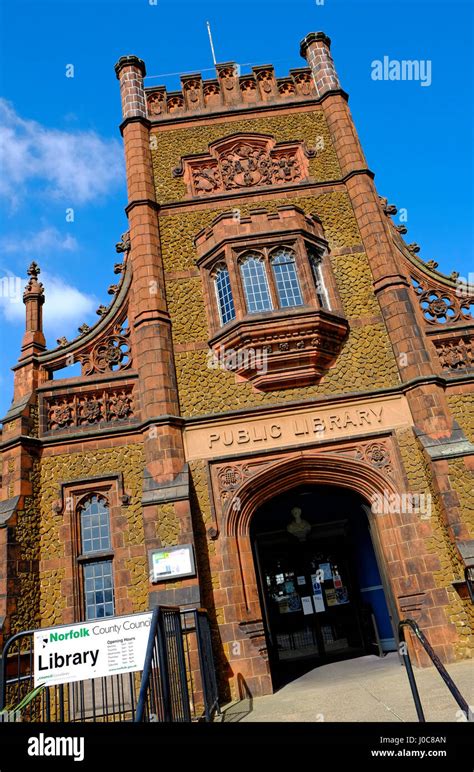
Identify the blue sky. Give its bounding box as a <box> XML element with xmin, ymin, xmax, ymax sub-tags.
<box><xmin>0</xmin><ymin>0</ymin><xmax>472</xmax><ymax>418</ymax></box>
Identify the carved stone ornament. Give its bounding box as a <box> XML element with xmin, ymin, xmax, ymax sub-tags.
<box><xmin>218</xmin><ymin>66</ymin><xmax>237</xmax><ymax>92</ymax></box>
<box><xmin>24</xmin><ymin>261</ymin><xmax>44</xmax><ymax>297</ymax></box>
<box><xmin>147</xmin><ymin>91</ymin><xmax>165</xmax><ymax>116</ymax></box>
<box><xmin>115</xmin><ymin>231</ymin><xmax>131</xmax><ymax>254</ymax></box>
<box><xmin>79</xmin><ymin>396</ymin><xmax>103</xmax><ymax>424</ymax></box>
<box><xmin>357</xmin><ymin>441</ymin><xmax>393</xmax><ymax>477</ymax></box>
<box><xmin>79</xmin><ymin>320</ymin><xmax>131</xmax><ymax>376</ymax></box>
<box><xmin>292</xmin><ymin>71</ymin><xmax>314</xmax><ymax>96</ymax></box>
<box><xmin>434</xmin><ymin>337</ymin><xmax>473</xmax><ymax>370</ymax></box>
<box><xmin>278</xmin><ymin>80</ymin><xmax>296</xmax><ymax>96</ymax></box>
<box><xmin>215</xmin><ymin>460</ymin><xmax>269</xmax><ymax>509</ymax></box>
<box><xmin>240</xmin><ymin>77</ymin><xmax>257</xmax><ymax>94</ymax></box>
<box><xmin>412</xmin><ymin>278</ymin><xmax>473</xmax><ymax>326</ymax></box>
<box><xmin>108</xmin><ymin>390</ymin><xmax>134</xmax><ymax>420</ymax></box>
<box><xmin>379</xmin><ymin>196</ymin><xmax>397</xmax><ymax>216</ymax></box>
<box><xmin>183</xmin><ymin>78</ymin><xmax>202</xmax><ymax>105</ymax></box>
<box><xmin>45</xmin><ymin>386</ymin><xmax>134</xmax><ymax>432</ymax></box>
<box><xmin>182</xmin><ymin>134</ymin><xmax>311</xmax><ymax>197</ymax></box>
<box><xmin>209</xmin><ymin>309</ymin><xmax>348</xmax><ymax>391</ymax></box>
<box><xmin>167</xmin><ymin>94</ymin><xmax>184</xmax><ymax>113</ymax></box>
<box><xmin>49</xmin><ymin>401</ymin><xmax>74</xmax><ymax>430</ymax></box>
<box><xmin>256</xmin><ymin>69</ymin><xmax>275</xmax><ymax>94</ymax></box>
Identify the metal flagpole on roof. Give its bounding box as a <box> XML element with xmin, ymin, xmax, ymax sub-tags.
<box><xmin>206</xmin><ymin>21</ymin><xmax>217</xmax><ymax>68</ymax></box>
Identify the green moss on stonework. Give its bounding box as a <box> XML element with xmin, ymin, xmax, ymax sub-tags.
<box><xmin>37</xmin><ymin>444</ymin><xmax>145</xmax><ymax>628</ymax></box>
<box><xmin>175</xmin><ymin>322</ymin><xmax>399</xmax><ymax>417</ymax></box>
<box><xmin>156</xmin><ymin>502</ymin><xmax>181</xmax><ymax>546</ymax></box>
<box><xmin>396</xmin><ymin>428</ymin><xmax>473</xmax><ymax>659</ymax></box>
<box><xmin>160</xmin><ymin>191</ymin><xmax>361</xmax><ymax>274</ymax></box>
<box><xmin>447</xmin><ymin>394</ymin><xmax>474</xmax><ymax>443</ymax></box>
<box><xmin>9</xmin><ymin>461</ymin><xmax>41</xmax><ymax>634</ymax></box>
<box><xmin>166</xmin><ymin>277</ymin><xmax>207</xmax><ymax>344</ymax></box>
<box><xmin>448</xmin><ymin>458</ymin><xmax>474</xmax><ymax>537</ymax></box>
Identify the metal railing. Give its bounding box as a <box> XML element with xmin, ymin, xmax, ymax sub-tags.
<box><xmin>181</xmin><ymin>608</ymin><xmax>220</xmax><ymax>722</ymax></box>
<box><xmin>398</xmin><ymin>619</ymin><xmax>472</xmax><ymax>722</ymax></box>
<box><xmin>465</xmin><ymin>565</ymin><xmax>474</xmax><ymax>604</ymax></box>
<box><xmin>135</xmin><ymin>607</ymin><xmax>220</xmax><ymax>722</ymax></box>
<box><xmin>0</xmin><ymin>627</ymin><xmax>141</xmax><ymax>722</ymax></box>
<box><xmin>0</xmin><ymin>606</ymin><xmax>219</xmax><ymax>723</ymax></box>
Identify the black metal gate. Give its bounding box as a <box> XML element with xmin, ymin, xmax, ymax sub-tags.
<box><xmin>0</xmin><ymin>606</ymin><xmax>219</xmax><ymax>723</ymax></box>
<box><xmin>135</xmin><ymin>607</ymin><xmax>220</xmax><ymax>722</ymax></box>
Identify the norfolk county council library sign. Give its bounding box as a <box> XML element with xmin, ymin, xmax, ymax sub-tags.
<box><xmin>33</xmin><ymin>612</ymin><xmax>152</xmax><ymax>687</ymax></box>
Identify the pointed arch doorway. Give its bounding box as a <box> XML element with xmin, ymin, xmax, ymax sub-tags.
<box><xmin>250</xmin><ymin>484</ymin><xmax>397</xmax><ymax>688</ymax></box>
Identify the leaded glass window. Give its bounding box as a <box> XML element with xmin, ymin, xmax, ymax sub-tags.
<box><xmin>240</xmin><ymin>253</ymin><xmax>273</xmax><ymax>313</ymax></box>
<box><xmin>270</xmin><ymin>248</ymin><xmax>304</xmax><ymax>308</ymax></box>
<box><xmin>214</xmin><ymin>264</ymin><xmax>236</xmax><ymax>324</ymax></box>
<box><xmin>83</xmin><ymin>561</ymin><xmax>114</xmax><ymax>620</ymax></box>
<box><xmin>79</xmin><ymin>496</ymin><xmax>115</xmax><ymax>620</ymax></box>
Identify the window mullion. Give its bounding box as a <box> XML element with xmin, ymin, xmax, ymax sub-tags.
<box><xmin>266</xmin><ymin>249</ymin><xmax>280</xmax><ymax>310</ymax></box>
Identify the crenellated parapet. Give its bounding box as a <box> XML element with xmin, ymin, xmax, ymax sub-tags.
<box><xmin>144</xmin><ymin>64</ymin><xmax>326</xmax><ymax>121</ymax></box>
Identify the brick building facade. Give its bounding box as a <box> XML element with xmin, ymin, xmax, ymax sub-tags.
<box><xmin>0</xmin><ymin>32</ymin><xmax>472</xmax><ymax>698</ymax></box>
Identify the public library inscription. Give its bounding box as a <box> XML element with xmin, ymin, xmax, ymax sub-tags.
<box><xmin>184</xmin><ymin>395</ymin><xmax>412</xmax><ymax>460</ymax></box>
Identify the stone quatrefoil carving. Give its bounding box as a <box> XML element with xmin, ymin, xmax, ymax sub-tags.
<box><xmin>175</xmin><ymin>134</ymin><xmax>315</xmax><ymax>197</ymax></box>
<box><xmin>412</xmin><ymin>278</ymin><xmax>473</xmax><ymax>326</ymax></box>
<box><xmin>78</xmin><ymin>320</ymin><xmax>131</xmax><ymax>376</ymax></box>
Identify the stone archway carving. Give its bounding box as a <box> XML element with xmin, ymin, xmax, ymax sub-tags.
<box><xmin>220</xmin><ymin>450</ymin><xmax>405</xmax><ymax>615</ymax></box>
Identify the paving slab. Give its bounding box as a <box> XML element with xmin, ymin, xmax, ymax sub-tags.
<box><xmin>220</xmin><ymin>653</ymin><xmax>474</xmax><ymax>722</ymax></box>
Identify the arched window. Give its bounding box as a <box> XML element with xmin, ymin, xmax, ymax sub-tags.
<box><xmin>79</xmin><ymin>495</ymin><xmax>114</xmax><ymax>620</ymax></box>
<box><xmin>309</xmin><ymin>252</ymin><xmax>330</xmax><ymax>309</ymax></box>
<box><xmin>270</xmin><ymin>248</ymin><xmax>303</xmax><ymax>308</ymax></box>
<box><xmin>240</xmin><ymin>253</ymin><xmax>273</xmax><ymax>314</ymax></box>
<box><xmin>213</xmin><ymin>264</ymin><xmax>236</xmax><ymax>325</ymax></box>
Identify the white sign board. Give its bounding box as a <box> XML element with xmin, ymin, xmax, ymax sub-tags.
<box><xmin>34</xmin><ymin>611</ymin><xmax>152</xmax><ymax>687</ymax></box>
<box><xmin>301</xmin><ymin>596</ymin><xmax>314</xmax><ymax>615</ymax></box>
<box><xmin>150</xmin><ymin>544</ymin><xmax>195</xmax><ymax>582</ymax></box>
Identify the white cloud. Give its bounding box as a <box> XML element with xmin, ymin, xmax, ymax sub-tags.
<box><xmin>0</xmin><ymin>99</ymin><xmax>124</xmax><ymax>207</ymax></box>
<box><xmin>0</xmin><ymin>226</ymin><xmax>78</xmax><ymax>256</ymax></box>
<box><xmin>0</xmin><ymin>271</ymin><xmax>98</xmax><ymax>342</ymax></box>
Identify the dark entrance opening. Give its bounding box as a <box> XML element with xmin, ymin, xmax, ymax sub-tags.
<box><xmin>251</xmin><ymin>484</ymin><xmax>396</xmax><ymax>689</ymax></box>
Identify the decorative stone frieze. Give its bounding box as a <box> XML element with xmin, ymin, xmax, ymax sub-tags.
<box><xmin>43</xmin><ymin>385</ymin><xmax>135</xmax><ymax>433</ymax></box>
<box><xmin>176</xmin><ymin>133</ymin><xmax>315</xmax><ymax>198</ymax></box>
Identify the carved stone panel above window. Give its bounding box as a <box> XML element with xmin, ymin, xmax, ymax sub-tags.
<box><xmin>176</xmin><ymin>133</ymin><xmax>315</xmax><ymax>198</ymax></box>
